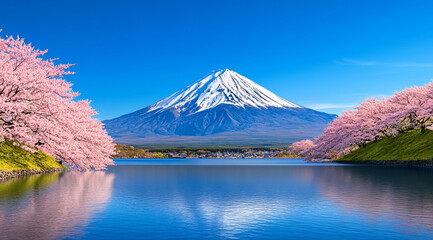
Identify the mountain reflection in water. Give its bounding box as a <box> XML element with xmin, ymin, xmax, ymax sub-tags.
<box><xmin>0</xmin><ymin>159</ymin><xmax>432</xmax><ymax>240</ymax></box>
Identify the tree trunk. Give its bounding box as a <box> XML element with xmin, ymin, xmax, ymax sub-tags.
<box><xmin>421</xmin><ymin>126</ymin><xmax>426</xmax><ymax>134</ymax></box>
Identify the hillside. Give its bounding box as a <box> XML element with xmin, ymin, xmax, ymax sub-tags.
<box><xmin>339</xmin><ymin>129</ymin><xmax>433</xmax><ymax>161</ymax></box>
<box><xmin>0</xmin><ymin>139</ymin><xmax>66</xmax><ymax>171</ymax></box>
<box><xmin>113</xmin><ymin>144</ymin><xmax>167</xmax><ymax>158</ymax></box>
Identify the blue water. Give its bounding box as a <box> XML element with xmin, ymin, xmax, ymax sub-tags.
<box><xmin>1</xmin><ymin>158</ymin><xmax>433</xmax><ymax>240</ymax></box>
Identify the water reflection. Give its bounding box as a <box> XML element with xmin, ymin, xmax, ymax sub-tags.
<box><xmin>311</xmin><ymin>166</ymin><xmax>433</xmax><ymax>232</ymax></box>
<box><xmin>104</xmin><ymin>164</ymin><xmax>433</xmax><ymax>239</ymax></box>
<box><xmin>106</xmin><ymin>165</ymin><xmax>329</xmax><ymax>239</ymax></box>
<box><xmin>0</xmin><ymin>172</ymin><xmax>64</xmax><ymax>201</ymax></box>
<box><xmin>0</xmin><ymin>171</ymin><xmax>114</xmax><ymax>240</ymax></box>
<box><xmin>1</xmin><ymin>162</ymin><xmax>433</xmax><ymax>239</ymax></box>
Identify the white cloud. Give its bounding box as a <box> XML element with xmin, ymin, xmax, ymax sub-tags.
<box><xmin>306</xmin><ymin>103</ymin><xmax>355</xmax><ymax>110</ymax></box>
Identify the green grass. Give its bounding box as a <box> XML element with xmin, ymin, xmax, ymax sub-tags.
<box><xmin>0</xmin><ymin>139</ymin><xmax>66</xmax><ymax>171</ymax></box>
<box><xmin>339</xmin><ymin>129</ymin><xmax>433</xmax><ymax>161</ymax></box>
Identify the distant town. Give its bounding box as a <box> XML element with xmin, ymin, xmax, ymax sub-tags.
<box><xmin>113</xmin><ymin>144</ymin><xmax>298</xmax><ymax>159</ymax></box>
<box><xmin>166</xmin><ymin>149</ymin><xmax>297</xmax><ymax>159</ymax></box>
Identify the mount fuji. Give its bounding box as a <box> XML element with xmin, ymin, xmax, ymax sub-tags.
<box><xmin>103</xmin><ymin>69</ymin><xmax>336</xmax><ymax>146</ymax></box>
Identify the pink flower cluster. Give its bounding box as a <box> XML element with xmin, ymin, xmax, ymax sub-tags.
<box><xmin>0</xmin><ymin>31</ymin><xmax>115</xmax><ymax>170</ymax></box>
<box><xmin>289</xmin><ymin>139</ymin><xmax>315</xmax><ymax>157</ymax></box>
<box><xmin>294</xmin><ymin>81</ymin><xmax>433</xmax><ymax>160</ymax></box>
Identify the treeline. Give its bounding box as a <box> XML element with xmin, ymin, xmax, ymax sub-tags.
<box><xmin>113</xmin><ymin>144</ymin><xmax>295</xmax><ymax>158</ymax></box>
<box><xmin>113</xmin><ymin>144</ymin><xmax>167</xmax><ymax>158</ymax></box>
<box><xmin>135</xmin><ymin>147</ymin><xmax>289</xmax><ymax>154</ymax></box>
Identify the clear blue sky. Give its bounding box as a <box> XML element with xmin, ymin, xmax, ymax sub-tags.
<box><xmin>1</xmin><ymin>0</ymin><xmax>433</xmax><ymax>119</ymax></box>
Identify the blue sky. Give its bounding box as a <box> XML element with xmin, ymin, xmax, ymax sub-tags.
<box><xmin>1</xmin><ymin>0</ymin><xmax>433</xmax><ymax>119</ymax></box>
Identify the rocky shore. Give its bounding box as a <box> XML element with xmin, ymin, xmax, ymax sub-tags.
<box><xmin>0</xmin><ymin>168</ymin><xmax>68</xmax><ymax>181</ymax></box>
<box><xmin>337</xmin><ymin>159</ymin><xmax>433</xmax><ymax>168</ymax></box>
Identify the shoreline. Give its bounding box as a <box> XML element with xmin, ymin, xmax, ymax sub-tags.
<box><xmin>0</xmin><ymin>168</ymin><xmax>68</xmax><ymax>181</ymax></box>
<box><xmin>114</xmin><ymin>156</ymin><xmax>301</xmax><ymax>159</ymax></box>
<box><xmin>336</xmin><ymin>159</ymin><xmax>433</xmax><ymax>168</ymax></box>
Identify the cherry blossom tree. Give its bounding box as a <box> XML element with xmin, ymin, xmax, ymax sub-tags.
<box><xmin>305</xmin><ymin>110</ymin><xmax>361</xmax><ymax>160</ymax></box>
<box><xmin>378</xmin><ymin>83</ymin><xmax>433</xmax><ymax>134</ymax></box>
<box><xmin>0</xmin><ymin>31</ymin><xmax>114</xmax><ymax>170</ymax></box>
<box><xmin>307</xmin><ymin>81</ymin><xmax>433</xmax><ymax>160</ymax></box>
<box><xmin>289</xmin><ymin>139</ymin><xmax>315</xmax><ymax>157</ymax></box>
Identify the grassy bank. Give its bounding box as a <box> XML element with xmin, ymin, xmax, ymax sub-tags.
<box><xmin>0</xmin><ymin>139</ymin><xmax>66</xmax><ymax>172</ymax></box>
<box><xmin>339</xmin><ymin>129</ymin><xmax>433</xmax><ymax>162</ymax></box>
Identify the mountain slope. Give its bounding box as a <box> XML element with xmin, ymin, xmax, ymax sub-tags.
<box><xmin>148</xmin><ymin>69</ymin><xmax>300</xmax><ymax>114</ymax></box>
<box><xmin>104</xmin><ymin>69</ymin><xmax>336</xmax><ymax>146</ymax></box>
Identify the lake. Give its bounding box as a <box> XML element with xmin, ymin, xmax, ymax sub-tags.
<box><xmin>1</xmin><ymin>158</ymin><xmax>433</xmax><ymax>239</ymax></box>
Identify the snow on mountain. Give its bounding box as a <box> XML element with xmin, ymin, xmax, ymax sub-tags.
<box><xmin>148</xmin><ymin>69</ymin><xmax>301</xmax><ymax>114</ymax></box>
<box><xmin>103</xmin><ymin>69</ymin><xmax>336</xmax><ymax>146</ymax></box>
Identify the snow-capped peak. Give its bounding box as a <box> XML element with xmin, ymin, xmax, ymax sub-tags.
<box><xmin>148</xmin><ymin>69</ymin><xmax>301</xmax><ymax>114</ymax></box>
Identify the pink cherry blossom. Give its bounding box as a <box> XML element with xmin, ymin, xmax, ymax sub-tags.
<box><xmin>304</xmin><ymin>81</ymin><xmax>433</xmax><ymax>160</ymax></box>
<box><xmin>289</xmin><ymin>139</ymin><xmax>315</xmax><ymax>157</ymax></box>
<box><xmin>0</xmin><ymin>31</ymin><xmax>114</xmax><ymax>170</ymax></box>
